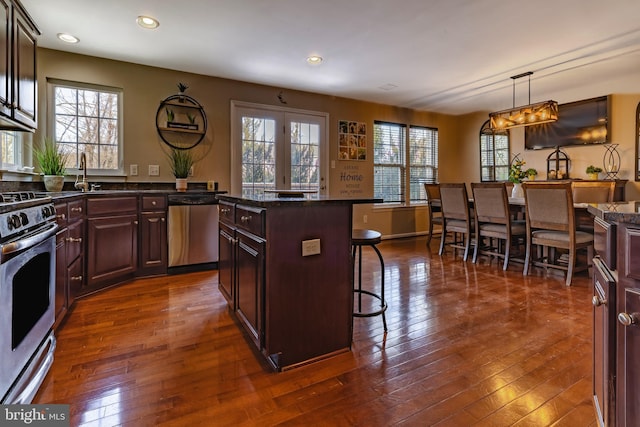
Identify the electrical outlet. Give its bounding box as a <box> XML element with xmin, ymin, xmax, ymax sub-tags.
<box><xmin>302</xmin><ymin>239</ymin><xmax>321</xmax><ymax>257</ymax></box>
<box><xmin>149</xmin><ymin>165</ymin><xmax>159</xmax><ymax>176</ymax></box>
<box><xmin>130</xmin><ymin>164</ymin><xmax>138</xmax><ymax>176</ymax></box>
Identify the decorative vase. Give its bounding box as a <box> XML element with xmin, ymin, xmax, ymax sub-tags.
<box><xmin>175</xmin><ymin>178</ymin><xmax>187</xmax><ymax>192</ymax></box>
<box><xmin>511</xmin><ymin>182</ymin><xmax>524</xmax><ymax>198</ymax></box>
<box><xmin>43</xmin><ymin>175</ymin><xmax>64</xmax><ymax>192</ymax></box>
<box><xmin>588</xmin><ymin>173</ymin><xmax>599</xmax><ymax>180</ymax></box>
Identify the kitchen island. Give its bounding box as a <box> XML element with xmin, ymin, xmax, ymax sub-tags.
<box><xmin>217</xmin><ymin>193</ymin><xmax>378</xmax><ymax>371</ymax></box>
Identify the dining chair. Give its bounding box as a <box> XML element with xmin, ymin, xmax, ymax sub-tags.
<box><xmin>571</xmin><ymin>180</ymin><xmax>615</xmax><ymax>203</ymax></box>
<box><xmin>571</xmin><ymin>180</ymin><xmax>615</xmax><ymax>233</ymax></box>
<box><xmin>423</xmin><ymin>183</ymin><xmax>443</xmax><ymax>246</ymax></box>
<box><xmin>438</xmin><ymin>183</ymin><xmax>474</xmax><ymax>261</ymax></box>
<box><xmin>522</xmin><ymin>182</ymin><xmax>594</xmax><ymax>286</ymax></box>
<box><xmin>471</xmin><ymin>182</ymin><xmax>526</xmax><ymax>270</ymax></box>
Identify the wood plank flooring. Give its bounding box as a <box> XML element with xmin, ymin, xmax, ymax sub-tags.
<box><xmin>34</xmin><ymin>237</ymin><xmax>596</xmax><ymax>426</ymax></box>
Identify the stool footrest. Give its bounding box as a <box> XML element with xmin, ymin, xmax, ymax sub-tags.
<box><xmin>353</xmin><ymin>289</ymin><xmax>388</xmax><ymax>318</ymax></box>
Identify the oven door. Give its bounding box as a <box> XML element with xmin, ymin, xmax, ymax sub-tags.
<box><xmin>0</xmin><ymin>223</ymin><xmax>57</xmax><ymax>402</ymax></box>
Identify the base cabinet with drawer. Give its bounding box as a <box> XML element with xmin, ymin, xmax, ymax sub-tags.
<box><xmin>139</xmin><ymin>195</ymin><xmax>167</xmax><ymax>276</ymax></box>
<box><xmin>591</xmin><ymin>206</ymin><xmax>640</xmax><ymax>427</ymax></box>
<box><xmin>53</xmin><ymin>197</ymin><xmax>85</xmax><ymax>329</ymax></box>
<box><xmin>86</xmin><ymin>196</ymin><xmax>138</xmax><ymax>293</ymax></box>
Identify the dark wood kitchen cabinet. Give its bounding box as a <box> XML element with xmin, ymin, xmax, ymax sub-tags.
<box><xmin>0</xmin><ymin>0</ymin><xmax>38</xmax><ymax>131</ymax></box>
<box><xmin>138</xmin><ymin>195</ymin><xmax>167</xmax><ymax>276</ymax></box>
<box><xmin>218</xmin><ymin>196</ymin><xmax>357</xmax><ymax>371</ymax></box>
<box><xmin>218</xmin><ymin>201</ymin><xmax>265</xmax><ymax>348</ymax></box>
<box><xmin>590</xmin><ymin>203</ymin><xmax>640</xmax><ymax>427</ymax></box>
<box><xmin>53</xmin><ymin>197</ymin><xmax>85</xmax><ymax>329</ymax></box>
<box><xmin>86</xmin><ymin>196</ymin><xmax>138</xmax><ymax>292</ymax></box>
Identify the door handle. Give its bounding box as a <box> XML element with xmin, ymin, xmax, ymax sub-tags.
<box><xmin>618</xmin><ymin>312</ymin><xmax>638</xmax><ymax>326</ymax></box>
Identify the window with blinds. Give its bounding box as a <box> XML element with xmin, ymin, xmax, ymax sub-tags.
<box><xmin>374</xmin><ymin>122</ymin><xmax>406</xmax><ymax>203</ymax></box>
<box><xmin>480</xmin><ymin>120</ymin><xmax>510</xmax><ymax>182</ymax></box>
<box><xmin>374</xmin><ymin>121</ymin><xmax>439</xmax><ymax>204</ymax></box>
<box><xmin>410</xmin><ymin>126</ymin><xmax>438</xmax><ymax>202</ymax></box>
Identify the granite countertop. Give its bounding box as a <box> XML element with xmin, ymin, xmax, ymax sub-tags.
<box><xmin>587</xmin><ymin>201</ymin><xmax>640</xmax><ymax>224</ymax></box>
<box><xmin>43</xmin><ymin>189</ymin><xmax>227</xmax><ymax>201</ymax></box>
<box><xmin>217</xmin><ymin>193</ymin><xmax>381</xmax><ymax>207</ymax></box>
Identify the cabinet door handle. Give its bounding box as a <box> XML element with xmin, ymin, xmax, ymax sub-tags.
<box><xmin>70</xmin><ymin>206</ymin><xmax>83</xmax><ymax>213</ymax></box>
<box><xmin>66</xmin><ymin>237</ymin><xmax>82</xmax><ymax>243</ymax></box>
<box><xmin>241</xmin><ymin>215</ymin><xmax>252</xmax><ymax>223</ymax></box>
<box><xmin>161</xmin><ymin>217</ymin><xmax>165</xmax><ymax>222</ymax></box>
<box><xmin>151</xmin><ymin>201</ymin><xmax>157</xmax><ymax>206</ymax></box>
<box><xmin>56</xmin><ymin>213</ymin><xmax>66</xmax><ymax>220</ymax></box>
<box><xmin>618</xmin><ymin>312</ymin><xmax>638</xmax><ymax>326</ymax></box>
<box><xmin>592</xmin><ymin>296</ymin><xmax>606</xmax><ymax>307</ymax></box>
<box><xmin>70</xmin><ymin>275</ymin><xmax>83</xmax><ymax>281</ymax></box>
<box><xmin>134</xmin><ymin>220</ymin><xmax>139</xmax><ymax>225</ymax></box>
<box><xmin>221</xmin><ymin>208</ymin><xmax>230</xmax><ymax>214</ymax></box>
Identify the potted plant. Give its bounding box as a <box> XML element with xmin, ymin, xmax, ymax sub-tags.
<box><xmin>177</xmin><ymin>82</ymin><xmax>188</xmax><ymax>102</ymax></box>
<box><xmin>525</xmin><ymin>168</ymin><xmax>538</xmax><ymax>181</ymax></box>
<box><xmin>34</xmin><ymin>138</ymin><xmax>68</xmax><ymax>192</ymax></box>
<box><xmin>168</xmin><ymin>148</ymin><xmax>194</xmax><ymax>191</ymax></box>
<box><xmin>586</xmin><ymin>165</ymin><xmax>602</xmax><ymax>180</ymax></box>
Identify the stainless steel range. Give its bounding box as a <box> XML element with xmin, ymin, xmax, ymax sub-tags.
<box><xmin>0</xmin><ymin>191</ymin><xmax>58</xmax><ymax>404</ymax></box>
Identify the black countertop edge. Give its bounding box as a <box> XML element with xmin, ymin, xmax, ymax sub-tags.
<box><xmin>42</xmin><ymin>190</ymin><xmax>228</xmax><ymax>201</ymax></box>
<box><xmin>216</xmin><ymin>194</ymin><xmax>381</xmax><ymax>207</ymax></box>
<box><xmin>587</xmin><ymin>201</ymin><xmax>640</xmax><ymax>225</ymax></box>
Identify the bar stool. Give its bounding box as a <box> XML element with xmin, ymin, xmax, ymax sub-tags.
<box><xmin>352</xmin><ymin>229</ymin><xmax>388</xmax><ymax>331</ymax></box>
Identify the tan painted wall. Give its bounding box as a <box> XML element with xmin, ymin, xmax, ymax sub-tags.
<box><xmin>36</xmin><ymin>48</ymin><xmax>451</xmax><ymax>237</ymax></box>
<box><xmin>34</xmin><ymin>48</ymin><xmax>640</xmax><ymax>237</ymax></box>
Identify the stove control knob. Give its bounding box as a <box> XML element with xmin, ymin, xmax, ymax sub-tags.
<box><xmin>20</xmin><ymin>212</ymin><xmax>28</xmax><ymax>226</ymax></box>
<box><xmin>8</xmin><ymin>214</ymin><xmax>20</xmax><ymax>230</ymax></box>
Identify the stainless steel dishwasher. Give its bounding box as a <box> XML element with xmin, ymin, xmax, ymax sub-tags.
<box><xmin>167</xmin><ymin>193</ymin><xmax>219</xmax><ymax>271</ymax></box>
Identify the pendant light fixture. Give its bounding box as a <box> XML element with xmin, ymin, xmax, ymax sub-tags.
<box><xmin>489</xmin><ymin>71</ymin><xmax>558</xmax><ymax>131</ymax></box>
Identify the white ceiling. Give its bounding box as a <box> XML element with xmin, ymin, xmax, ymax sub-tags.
<box><xmin>22</xmin><ymin>0</ymin><xmax>640</xmax><ymax>115</ymax></box>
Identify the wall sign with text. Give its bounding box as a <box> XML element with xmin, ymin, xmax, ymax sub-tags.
<box><xmin>338</xmin><ymin>120</ymin><xmax>366</xmax><ymax>161</ymax></box>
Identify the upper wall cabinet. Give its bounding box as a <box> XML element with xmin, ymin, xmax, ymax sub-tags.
<box><xmin>0</xmin><ymin>0</ymin><xmax>39</xmax><ymax>131</ymax></box>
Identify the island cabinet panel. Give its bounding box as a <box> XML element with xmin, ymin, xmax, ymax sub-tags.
<box><xmin>263</xmin><ymin>204</ymin><xmax>352</xmax><ymax>370</ymax></box>
<box><xmin>217</xmin><ymin>220</ymin><xmax>235</xmax><ymax>306</ymax></box>
<box><xmin>235</xmin><ymin>228</ymin><xmax>264</xmax><ymax>348</ymax></box>
<box><xmin>218</xmin><ymin>197</ymin><xmax>355</xmax><ymax>371</ymax></box>
<box><xmin>85</xmin><ymin>196</ymin><xmax>138</xmax><ymax>293</ymax></box>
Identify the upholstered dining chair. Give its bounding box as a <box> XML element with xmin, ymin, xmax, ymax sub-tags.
<box><xmin>571</xmin><ymin>180</ymin><xmax>615</xmax><ymax>203</ymax></box>
<box><xmin>423</xmin><ymin>183</ymin><xmax>442</xmax><ymax>246</ymax></box>
<box><xmin>522</xmin><ymin>182</ymin><xmax>594</xmax><ymax>286</ymax></box>
<box><xmin>438</xmin><ymin>183</ymin><xmax>474</xmax><ymax>261</ymax></box>
<box><xmin>471</xmin><ymin>182</ymin><xmax>527</xmax><ymax>270</ymax></box>
<box><xmin>571</xmin><ymin>180</ymin><xmax>615</xmax><ymax>233</ymax></box>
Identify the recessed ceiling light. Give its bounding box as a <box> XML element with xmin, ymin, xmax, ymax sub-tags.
<box><xmin>306</xmin><ymin>55</ymin><xmax>323</xmax><ymax>65</ymax></box>
<box><xmin>137</xmin><ymin>15</ymin><xmax>159</xmax><ymax>29</ymax></box>
<box><xmin>57</xmin><ymin>33</ymin><xmax>79</xmax><ymax>44</ymax></box>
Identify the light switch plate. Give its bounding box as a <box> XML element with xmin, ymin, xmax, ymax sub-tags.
<box><xmin>302</xmin><ymin>239</ymin><xmax>321</xmax><ymax>257</ymax></box>
<box><xmin>130</xmin><ymin>164</ymin><xmax>138</xmax><ymax>176</ymax></box>
<box><xmin>149</xmin><ymin>165</ymin><xmax>159</xmax><ymax>176</ymax></box>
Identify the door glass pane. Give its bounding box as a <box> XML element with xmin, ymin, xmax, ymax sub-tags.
<box><xmin>242</xmin><ymin>116</ymin><xmax>276</xmax><ymax>196</ymax></box>
<box><xmin>290</xmin><ymin>121</ymin><xmax>320</xmax><ymax>191</ymax></box>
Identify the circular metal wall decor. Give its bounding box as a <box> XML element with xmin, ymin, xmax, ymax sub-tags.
<box><xmin>155</xmin><ymin>94</ymin><xmax>207</xmax><ymax>149</ymax></box>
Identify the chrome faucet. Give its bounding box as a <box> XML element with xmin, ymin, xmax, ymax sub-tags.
<box><xmin>74</xmin><ymin>152</ymin><xmax>88</xmax><ymax>192</ymax></box>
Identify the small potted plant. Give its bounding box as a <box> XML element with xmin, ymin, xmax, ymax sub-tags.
<box><xmin>34</xmin><ymin>138</ymin><xmax>68</xmax><ymax>192</ymax></box>
<box><xmin>177</xmin><ymin>82</ymin><xmax>188</xmax><ymax>102</ymax></box>
<box><xmin>586</xmin><ymin>165</ymin><xmax>603</xmax><ymax>180</ymax></box>
<box><xmin>165</xmin><ymin>107</ymin><xmax>174</xmax><ymax>125</ymax></box>
<box><xmin>525</xmin><ymin>168</ymin><xmax>538</xmax><ymax>181</ymax></box>
<box><xmin>168</xmin><ymin>148</ymin><xmax>194</xmax><ymax>192</ymax></box>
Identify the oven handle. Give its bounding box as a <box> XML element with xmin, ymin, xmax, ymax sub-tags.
<box><xmin>1</xmin><ymin>222</ymin><xmax>59</xmax><ymax>259</ymax></box>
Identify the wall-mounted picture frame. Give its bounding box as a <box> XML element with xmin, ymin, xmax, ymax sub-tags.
<box><xmin>338</xmin><ymin>120</ymin><xmax>366</xmax><ymax>160</ymax></box>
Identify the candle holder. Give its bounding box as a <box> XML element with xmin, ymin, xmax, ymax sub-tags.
<box><xmin>603</xmin><ymin>143</ymin><xmax>621</xmax><ymax>179</ymax></box>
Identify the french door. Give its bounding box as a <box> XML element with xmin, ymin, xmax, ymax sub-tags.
<box><xmin>231</xmin><ymin>101</ymin><xmax>328</xmax><ymax>197</ymax></box>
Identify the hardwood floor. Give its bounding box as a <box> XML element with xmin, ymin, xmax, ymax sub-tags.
<box><xmin>35</xmin><ymin>237</ymin><xmax>596</xmax><ymax>426</ymax></box>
